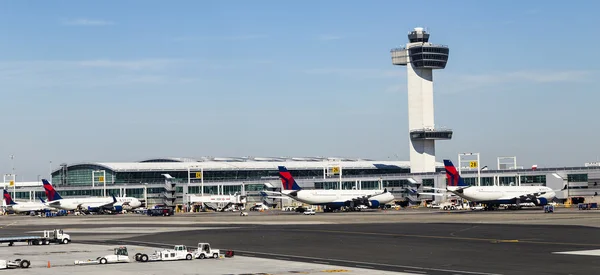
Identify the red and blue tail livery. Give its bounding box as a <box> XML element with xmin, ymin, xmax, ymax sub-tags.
<box><xmin>42</xmin><ymin>179</ymin><xmax>63</xmax><ymax>201</ymax></box>
<box><xmin>3</xmin><ymin>189</ymin><xmax>16</xmax><ymax>205</ymax></box>
<box><xmin>444</xmin><ymin>160</ymin><xmax>467</xmax><ymax>187</ymax></box>
<box><xmin>278</xmin><ymin>166</ymin><xmax>302</xmax><ymax>191</ymax></box>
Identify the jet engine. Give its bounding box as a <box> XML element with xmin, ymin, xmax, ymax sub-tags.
<box><xmin>535</xmin><ymin>197</ymin><xmax>548</xmax><ymax>206</ymax></box>
<box><xmin>368</xmin><ymin>200</ymin><xmax>380</xmax><ymax>208</ymax></box>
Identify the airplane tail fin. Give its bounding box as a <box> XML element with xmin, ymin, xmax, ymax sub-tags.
<box><xmin>278</xmin><ymin>166</ymin><xmax>301</xmax><ymax>191</ymax></box>
<box><xmin>42</xmin><ymin>179</ymin><xmax>63</xmax><ymax>201</ymax></box>
<box><xmin>443</xmin><ymin>160</ymin><xmax>468</xmax><ymax>187</ymax></box>
<box><xmin>3</xmin><ymin>189</ymin><xmax>17</xmax><ymax>205</ymax></box>
<box><xmin>38</xmin><ymin>197</ymin><xmax>46</xmax><ymax>204</ymax></box>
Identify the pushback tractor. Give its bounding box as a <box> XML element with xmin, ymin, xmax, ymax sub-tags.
<box><xmin>135</xmin><ymin>245</ymin><xmax>194</xmax><ymax>262</ymax></box>
<box><xmin>74</xmin><ymin>247</ymin><xmax>131</xmax><ymax>265</ymax></box>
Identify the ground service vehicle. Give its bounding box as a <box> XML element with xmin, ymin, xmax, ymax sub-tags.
<box><xmin>193</xmin><ymin>243</ymin><xmax>220</xmax><ymax>259</ymax></box>
<box><xmin>74</xmin><ymin>247</ymin><xmax>131</xmax><ymax>265</ymax></box>
<box><xmin>0</xmin><ymin>229</ymin><xmax>70</xmax><ymax>246</ymax></box>
<box><xmin>304</xmin><ymin>209</ymin><xmax>316</xmax><ymax>215</ymax></box>
<box><xmin>135</xmin><ymin>245</ymin><xmax>193</xmax><ymax>262</ymax></box>
<box><xmin>0</xmin><ymin>259</ymin><xmax>31</xmax><ymax>269</ymax></box>
<box><xmin>147</xmin><ymin>207</ymin><xmax>174</xmax><ymax>216</ymax></box>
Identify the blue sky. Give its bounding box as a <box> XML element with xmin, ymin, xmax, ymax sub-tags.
<box><xmin>1</xmin><ymin>0</ymin><xmax>599</xmax><ymax>180</ymax></box>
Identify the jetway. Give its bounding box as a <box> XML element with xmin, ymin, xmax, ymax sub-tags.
<box><xmin>188</xmin><ymin>194</ymin><xmax>246</xmax><ymax>212</ymax></box>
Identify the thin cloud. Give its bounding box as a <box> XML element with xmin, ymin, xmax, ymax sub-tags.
<box><xmin>439</xmin><ymin>70</ymin><xmax>597</xmax><ymax>94</ymax></box>
<box><xmin>172</xmin><ymin>34</ymin><xmax>267</xmax><ymax>42</ymax></box>
<box><xmin>62</xmin><ymin>18</ymin><xmax>115</xmax><ymax>26</ymax></box>
<box><xmin>0</xmin><ymin>59</ymin><xmax>197</xmax><ymax>90</ymax></box>
<box><xmin>77</xmin><ymin>59</ymin><xmax>185</xmax><ymax>70</ymax></box>
<box><xmin>317</xmin><ymin>35</ymin><xmax>343</xmax><ymax>41</ymax></box>
<box><xmin>303</xmin><ymin>68</ymin><xmax>401</xmax><ymax>79</ymax></box>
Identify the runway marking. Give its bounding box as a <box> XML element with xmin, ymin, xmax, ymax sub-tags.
<box><xmin>111</xmin><ymin>239</ymin><xmax>501</xmax><ymax>275</ymax></box>
<box><xmin>313</xmin><ymin>260</ymin><xmax>331</xmax><ymax>264</ymax></box>
<box><xmin>0</xmin><ymin>222</ymin><xmax>17</xmax><ymax>229</ymax></box>
<box><xmin>282</xmin><ymin>229</ymin><xmax>600</xmax><ymax>247</ymax></box>
<box><xmin>355</xmin><ymin>265</ymin><xmax>373</xmax><ymax>269</ymax></box>
<box><xmin>449</xmin><ymin>225</ymin><xmax>479</xmax><ymax>237</ymax></box>
<box><xmin>553</xmin><ymin>249</ymin><xmax>600</xmax><ymax>256</ymax></box>
<box><xmin>491</xmin><ymin>240</ymin><xmax>519</xmax><ymax>243</ymax></box>
<box><xmin>404</xmin><ymin>270</ymin><xmax>427</xmax><ymax>274</ymax></box>
<box><xmin>233</xmin><ymin>249</ymin><xmax>503</xmax><ymax>275</ymax></box>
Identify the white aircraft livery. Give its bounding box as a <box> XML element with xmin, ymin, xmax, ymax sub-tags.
<box><xmin>426</xmin><ymin>160</ymin><xmax>563</xmax><ymax>210</ymax></box>
<box><xmin>3</xmin><ymin>189</ymin><xmax>53</xmax><ymax>213</ymax></box>
<box><xmin>268</xmin><ymin>166</ymin><xmax>395</xmax><ymax>212</ymax></box>
<box><xmin>42</xmin><ymin>179</ymin><xmax>142</xmax><ymax>212</ymax></box>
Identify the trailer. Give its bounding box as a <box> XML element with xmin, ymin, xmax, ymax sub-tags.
<box><xmin>0</xmin><ymin>259</ymin><xmax>31</xmax><ymax>269</ymax></box>
<box><xmin>74</xmin><ymin>247</ymin><xmax>131</xmax><ymax>265</ymax></box>
<box><xmin>0</xmin><ymin>229</ymin><xmax>71</xmax><ymax>246</ymax></box>
<box><xmin>134</xmin><ymin>245</ymin><xmax>193</xmax><ymax>262</ymax></box>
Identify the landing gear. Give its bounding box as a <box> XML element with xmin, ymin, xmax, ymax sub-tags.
<box><xmin>484</xmin><ymin>204</ymin><xmax>498</xmax><ymax>211</ymax></box>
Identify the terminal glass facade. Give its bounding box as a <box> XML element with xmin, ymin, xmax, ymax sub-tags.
<box><xmin>481</xmin><ymin>177</ymin><xmax>493</xmax><ymax>186</ymax></box>
<box><xmin>568</xmin><ymin>174</ymin><xmax>588</xmax><ymax>182</ymax></box>
<box><xmin>52</xmin><ymin>166</ymin><xmax>409</xmax><ymax>187</ymax></box>
<box><xmin>520</xmin><ymin>175</ymin><xmax>546</xmax><ymax>185</ymax></box>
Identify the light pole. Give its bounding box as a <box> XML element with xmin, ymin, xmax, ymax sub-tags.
<box><xmin>9</xmin><ymin>155</ymin><xmax>15</xmax><ymax>197</ymax></box>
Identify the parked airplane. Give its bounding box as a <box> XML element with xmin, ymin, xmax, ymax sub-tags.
<box><xmin>264</xmin><ymin>166</ymin><xmax>395</xmax><ymax>212</ymax></box>
<box><xmin>3</xmin><ymin>189</ymin><xmax>54</xmax><ymax>214</ymax></box>
<box><xmin>42</xmin><ymin>179</ymin><xmax>142</xmax><ymax>212</ymax></box>
<box><xmin>423</xmin><ymin>160</ymin><xmax>564</xmax><ymax>210</ymax></box>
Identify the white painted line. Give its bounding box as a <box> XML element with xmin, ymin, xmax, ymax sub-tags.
<box><xmin>116</xmin><ymin>240</ymin><xmax>501</xmax><ymax>275</ymax></box>
<box><xmin>404</xmin><ymin>270</ymin><xmax>427</xmax><ymax>274</ymax></box>
<box><xmin>356</xmin><ymin>265</ymin><xmax>374</xmax><ymax>269</ymax></box>
<box><xmin>553</xmin><ymin>249</ymin><xmax>600</xmax><ymax>256</ymax></box>
<box><xmin>313</xmin><ymin>260</ymin><xmax>331</xmax><ymax>264</ymax></box>
<box><xmin>233</xmin><ymin>249</ymin><xmax>503</xmax><ymax>275</ymax></box>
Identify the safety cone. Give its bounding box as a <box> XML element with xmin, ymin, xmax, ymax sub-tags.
<box><xmin>47</xmin><ymin>261</ymin><xmax>51</xmax><ymax>268</ymax></box>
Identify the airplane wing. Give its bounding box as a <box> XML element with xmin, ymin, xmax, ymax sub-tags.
<box><xmin>83</xmin><ymin>195</ymin><xmax>118</xmax><ymax>209</ymax></box>
<box><xmin>344</xmin><ymin>189</ymin><xmax>389</xmax><ymax>206</ymax></box>
<box><xmin>499</xmin><ymin>190</ymin><xmax>553</xmax><ymax>205</ymax></box>
<box><xmin>418</xmin><ymin>192</ymin><xmax>445</xmax><ymax>196</ymax></box>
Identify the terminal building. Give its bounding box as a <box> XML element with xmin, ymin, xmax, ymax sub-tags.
<box><xmin>3</xmin><ymin>156</ymin><xmax>600</xmax><ymax>209</ymax></box>
<box><xmin>4</xmin><ymin>27</ymin><xmax>600</xmax><ymax>210</ymax></box>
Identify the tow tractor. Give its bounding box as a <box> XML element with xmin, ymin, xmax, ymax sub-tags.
<box><xmin>0</xmin><ymin>259</ymin><xmax>31</xmax><ymax>269</ymax></box>
<box><xmin>135</xmin><ymin>245</ymin><xmax>194</xmax><ymax>262</ymax></box>
<box><xmin>74</xmin><ymin>247</ymin><xmax>131</xmax><ymax>265</ymax></box>
<box><xmin>0</xmin><ymin>229</ymin><xmax>71</xmax><ymax>246</ymax></box>
<box><xmin>193</xmin><ymin>243</ymin><xmax>221</xmax><ymax>259</ymax></box>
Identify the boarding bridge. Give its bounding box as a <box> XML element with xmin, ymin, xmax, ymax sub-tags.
<box><xmin>188</xmin><ymin>194</ymin><xmax>246</xmax><ymax>212</ymax></box>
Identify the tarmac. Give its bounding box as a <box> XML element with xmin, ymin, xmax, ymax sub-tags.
<box><xmin>0</xmin><ymin>243</ymin><xmax>410</xmax><ymax>275</ymax></box>
<box><xmin>1</xmin><ymin>207</ymin><xmax>599</xmax><ymax>275</ymax></box>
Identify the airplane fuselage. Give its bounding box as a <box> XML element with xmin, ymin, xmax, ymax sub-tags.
<box><xmin>7</xmin><ymin>202</ymin><xmax>53</xmax><ymax>213</ymax></box>
<box><xmin>47</xmin><ymin>197</ymin><xmax>142</xmax><ymax>211</ymax></box>
<box><xmin>451</xmin><ymin>186</ymin><xmax>555</xmax><ymax>205</ymax></box>
<box><xmin>283</xmin><ymin>189</ymin><xmax>395</xmax><ymax>208</ymax></box>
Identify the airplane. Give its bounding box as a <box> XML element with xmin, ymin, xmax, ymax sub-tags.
<box><xmin>423</xmin><ymin>159</ymin><xmax>564</xmax><ymax>210</ymax></box>
<box><xmin>3</xmin><ymin>189</ymin><xmax>54</xmax><ymax>214</ymax></box>
<box><xmin>42</xmin><ymin>179</ymin><xmax>142</xmax><ymax>213</ymax></box>
<box><xmin>263</xmin><ymin>166</ymin><xmax>395</xmax><ymax>212</ymax></box>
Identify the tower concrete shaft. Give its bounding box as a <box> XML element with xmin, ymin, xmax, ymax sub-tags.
<box><xmin>391</xmin><ymin>27</ymin><xmax>452</xmax><ymax>173</ymax></box>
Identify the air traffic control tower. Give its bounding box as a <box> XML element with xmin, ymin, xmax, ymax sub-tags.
<box><xmin>391</xmin><ymin>27</ymin><xmax>452</xmax><ymax>173</ymax></box>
